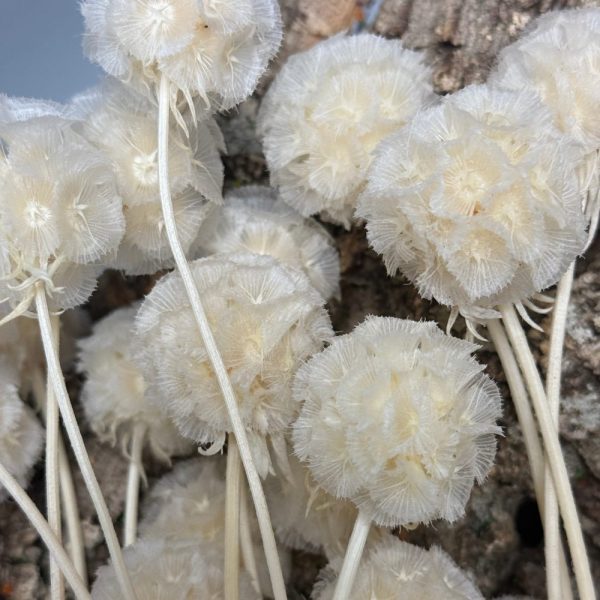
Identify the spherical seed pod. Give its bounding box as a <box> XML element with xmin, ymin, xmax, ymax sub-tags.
<box><xmin>0</xmin><ymin>101</ymin><xmax>125</xmax><ymax>318</ymax></box>
<box><xmin>258</xmin><ymin>33</ymin><xmax>435</xmax><ymax>228</ymax></box>
<box><xmin>139</xmin><ymin>457</ymin><xmax>292</xmax><ymax>595</ymax></box>
<box><xmin>194</xmin><ymin>185</ymin><xmax>341</xmax><ymax>300</ymax></box>
<box><xmin>491</xmin><ymin>8</ymin><xmax>600</xmax><ymax>154</ymax></box>
<box><xmin>91</xmin><ymin>537</ymin><xmax>260</xmax><ymax>599</ymax></box>
<box><xmin>134</xmin><ymin>253</ymin><xmax>333</xmax><ymax>476</ymax></box>
<box><xmin>81</xmin><ymin>0</ymin><xmax>282</xmax><ymax>111</ymax></box>
<box><xmin>266</xmin><ymin>452</ymin><xmax>382</xmax><ymax>559</ymax></box>
<box><xmin>0</xmin><ymin>356</ymin><xmax>43</xmax><ymax>500</ymax></box>
<box><xmin>312</xmin><ymin>537</ymin><xmax>484</xmax><ymax>600</ymax></box>
<box><xmin>356</xmin><ymin>85</ymin><xmax>587</xmax><ymax>321</ymax></box>
<box><xmin>71</xmin><ymin>79</ymin><xmax>223</xmax><ymax>275</ymax></box>
<box><xmin>292</xmin><ymin>316</ymin><xmax>502</xmax><ymax>528</ymax></box>
<box><xmin>78</xmin><ymin>305</ymin><xmax>193</xmax><ymax>461</ymax></box>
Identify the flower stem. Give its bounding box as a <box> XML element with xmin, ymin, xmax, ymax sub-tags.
<box><xmin>0</xmin><ymin>459</ymin><xmax>91</xmax><ymax>600</ymax></box>
<box><xmin>487</xmin><ymin>318</ymin><xmax>573</xmax><ymax>600</ymax></box>
<box><xmin>46</xmin><ymin>315</ymin><xmax>64</xmax><ymax>600</ymax></box>
<box><xmin>157</xmin><ymin>73</ymin><xmax>286</xmax><ymax>600</ymax></box>
<box><xmin>544</xmin><ymin>262</ymin><xmax>576</xmax><ymax>600</ymax></box>
<box><xmin>240</xmin><ymin>479</ymin><xmax>262</xmax><ymax>596</ymax></box>
<box><xmin>499</xmin><ymin>303</ymin><xmax>595</xmax><ymax>600</ymax></box>
<box><xmin>124</xmin><ymin>423</ymin><xmax>146</xmax><ymax>547</ymax></box>
<box><xmin>35</xmin><ymin>285</ymin><xmax>137</xmax><ymax>600</ymax></box>
<box><xmin>225</xmin><ymin>434</ymin><xmax>241</xmax><ymax>600</ymax></box>
<box><xmin>332</xmin><ymin>510</ymin><xmax>371</xmax><ymax>600</ymax></box>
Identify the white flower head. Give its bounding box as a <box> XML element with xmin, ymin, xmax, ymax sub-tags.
<box><xmin>91</xmin><ymin>537</ymin><xmax>259</xmax><ymax>599</ymax></box>
<box><xmin>357</xmin><ymin>85</ymin><xmax>587</xmax><ymax>321</ymax></box>
<box><xmin>78</xmin><ymin>305</ymin><xmax>193</xmax><ymax>461</ymax></box>
<box><xmin>313</xmin><ymin>537</ymin><xmax>484</xmax><ymax>600</ymax></box>
<box><xmin>258</xmin><ymin>33</ymin><xmax>435</xmax><ymax>228</ymax></box>
<box><xmin>266</xmin><ymin>452</ymin><xmax>383</xmax><ymax>559</ymax></box>
<box><xmin>491</xmin><ymin>8</ymin><xmax>600</xmax><ymax>154</ymax></box>
<box><xmin>0</xmin><ymin>356</ymin><xmax>43</xmax><ymax>500</ymax></box>
<box><xmin>194</xmin><ymin>185</ymin><xmax>341</xmax><ymax>299</ymax></box>
<box><xmin>71</xmin><ymin>79</ymin><xmax>223</xmax><ymax>275</ymax></box>
<box><xmin>293</xmin><ymin>316</ymin><xmax>502</xmax><ymax>528</ymax></box>
<box><xmin>134</xmin><ymin>253</ymin><xmax>333</xmax><ymax>476</ymax></box>
<box><xmin>81</xmin><ymin>0</ymin><xmax>282</xmax><ymax>111</ymax></box>
<box><xmin>0</xmin><ymin>101</ymin><xmax>125</xmax><ymax>319</ymax></box>
<box><xmin>140</xmin><ymin>456</ymin><xmax>292</xmax><ymax>596</ymax></box>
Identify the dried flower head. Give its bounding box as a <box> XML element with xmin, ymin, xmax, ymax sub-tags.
<box><xmin>71</xmin><ymin>80</ymin><xmax>223</xmax><ymax>274</ymax></box>
<box><xmin>140</xmin><ymin>457</ymin><xmax>292</xmax><ymax>595</ymax></box>
<box><xmin>81</xmin><ymin>0</ymin><xmax>282</xmax><ymax>111</ymax></box>
<box><xmin>0</xmin><ymin>102</ymin><xmax>125</xmax><ymax>319</ymax></box>
<box><xmin>78</xmin><ymin>305</ymin><xmax>192</xmax><ymax>461</ymax></box>
<box><xmin>135</xmin><ymin>253</ymin><xmax>333</xmax><ymax>476</ymax></box>
<box><xmin>313</xmin><ymin>537</ymin><xmax>484</xmax><ymax>600</ymax></box>
<box><xmin>491</xmin><ymin>8</ymin><xmax>600</xmax><ymax>154</ymax></box>
<box><xmin>194</xmin><ymin>185</ymin><xmax>340</xmax><ymax>299</ymax></box>
<box><xmin>91</xmin><ymin>537</ymin><xmax>259</xmax><ymax>599</ymax></box>
<box><xmin>266</xmin><ymin>452</ymin><xmax>382</xmax><ymax>559</ymax></box>
<box><xmin>258</xmin><ymin>33</ymin><xmax>435</xmax><ymax>227</ymax></box>
<box><xmin>0</xmin><ymin>357</ymin><xmax>43</xmax><ymax>500</ymax></box>
<box><xmin>293</xmin><ymin>316</ymin><xmax>502</xmax><ymax>527</ymax></box>
<box><xmin>356</xmin><ymin>85</ymin><xmax>587</xmax><ymax>321</ymax></box>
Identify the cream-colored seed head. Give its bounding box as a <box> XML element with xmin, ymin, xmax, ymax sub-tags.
<box><xmin>258</xmin><ymin>33</ymin><xmax>435</xmax><ymax>228</ymax></box>
<box><xmin>81</xmin><ymin>0</ymin><xmax>282</xmax><ymax>111</ymax></box>
<box><xmin>0</xmin><ymin>357</ymin><xmax>43</xmax><ymax>500</ymax></box>
<box><xmin>357</xmin><ymin>85</ymin><xmax>587</xmax><ymax>320</ymax></box>
<box><xmin>194</xmin><ymin>186</ymin><xmax>341</xmax><ymax>299</ymax></box>
<box><xmin>134</xmin><ymin>253</ymin><xmax>333</xmax><ymax>476</ymax></box>
<box><xmin>293</xmin><ymin>316</ymin><xmax>502</xmax><ymax>527</ymax></box>
<box><xmin>313</xmin><ymin>537</ymin><xmax>484</xmax><ymax>600</ymax></box>
<box><xmin>78</xmin><ymin>305</ymin><xmax>192</xmax><ymax>460</ymax></box>
<box><xmin>71</xmin><ymin>80</ymin><xmax>222</xmax><ymax>275</ymax></box>
<box><xmin>0</xmin><ymin>102</ymin><xmax>125</xmax><ymax>317</ymax></box>
<box><xmin>491</xmin><ymin>8</ymin><xmax>600</xmax><ymax>154</ymax></box>
<box><xmin>266</xmin><ymin>452</ymin><xmax>383</xmax><ymax>559</ymax></box>
<box><xmin>91</xmin><ymin>537</ymin><xmax>259</xmax><ymax>599</ymax></box>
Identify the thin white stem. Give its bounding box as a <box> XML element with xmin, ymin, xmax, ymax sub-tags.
<box><xmin>240</xmin><ymin>479</ymin><xmax>262</xmax><ymax>597</ymax></box>
<box><xmin>157</xmin><ymin>74</ymin><xmax>286</xmax><ymax>600</ymax></box>
<box><xmin>0</xmin><ymin>459</ymin><xmax>91</xmax><ymax>600</ymax></box>
<box><xmin>487</xmin><ymin>319</ymin><xmax>573</xmax><ymax>600</ymax></box>
<box><xmin>124</xmin><ymin>423</ymin><xmax>146</xmax><ymax>547</ymax></box>
<box><xmin>46</xmin><ymin>316</ymin><xmax>64</xmax><ymax>600</ymax></box>
<box><xmin>32</xmin><ymin>367</ymin><xmax>88</xmax><ymax>585</ymax></box>
<box><xmin>545</xmin><ymin>262</ymin><xmax>576</xmax><ymax>600</ymax></box>
<box><xmin>332</xmin><ymin>510</ymin><xmax>371</xmax><ymax>600</ymax></box>
<box><xmin>225</xmin><ymin>435</ymin><xmax>241</xmax><ymax>600</ymax></box>
<box><xmin>34</xmin><ymin>286</ymin><xmax>137</xmax><ymax>600</ymax></box>
<box><xmin>57</xmin><ymin>437</ymin><xmax>88</xmax><ymax>585</ymax></box>
<box><xmin>499</xmin><ymin>304</ymin><xmax>595</xmax><ymax>600</ymax></box>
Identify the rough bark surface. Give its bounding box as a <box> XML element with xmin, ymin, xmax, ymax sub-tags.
<box><xmin>1</xmin><ymin>1</ymin><xmax>599</xmax><ymax>598</ymax></box>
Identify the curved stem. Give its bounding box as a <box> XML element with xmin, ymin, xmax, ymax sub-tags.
<box><xmin>499</xmin><ymin>304</ymin><xmax>595</xmax><ymax>600</ymax></box>
<box><xmin>487</xmin><ymin>319</ymin><xmax>573</xmax><ymax>600</ymax></box>
<box><xmin>0</xmin><ymin>460</ymin><xmax>91</xmax><ymax>600</ymax></box>
<box><xmin>157</xmin><ymin>74</ymin><xmax>286</xmax><ymax>600</ymax></box>
<box><xmin>225</xmin><ymin>434</ymin><xmax>241</xmax><ymax>600</ymax></box>
<box><xmin>332</xmin><ymin>510</ymin><xmax>371</xmax><ymax>600</ymax></box>
<box><xmin>46</xmin><ymin>315</ymin><xmax>64</xmax><ymax>600</ymax></box>
<box><xmin>240</xmin><ymin>479</ymin><xmax>262</xmax><ymax>597</ymax></box>
<box><xmin>545</xmin><ymin>263</ymin><xmax>576</xmax><ymax>600</ymax></box>
<box><xmin>58</xmin><ymin>437</ymin><xmax>87</xmax><ymax>585</ymax></box>
<box><xmin>34</xmin><ymin>286</ymin><xmax>137</xmax><ymax>600</ymax></box>
<box><xmin>124</xmin><ymin>423</ymin><xmax>146</xmax><ymax>547</ymax></box>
